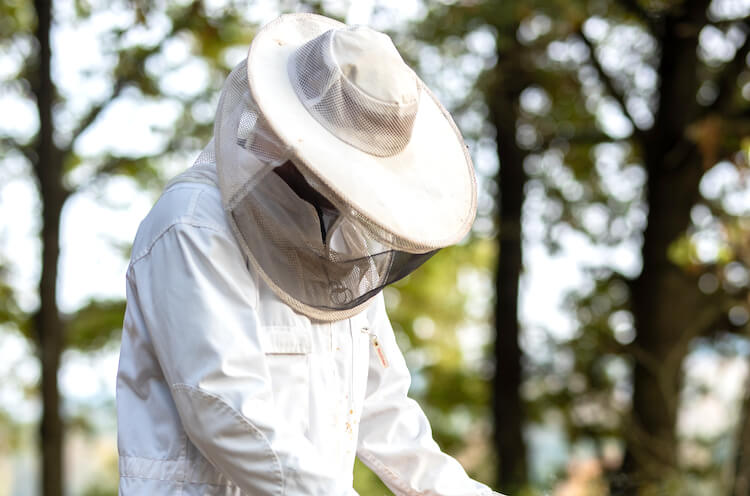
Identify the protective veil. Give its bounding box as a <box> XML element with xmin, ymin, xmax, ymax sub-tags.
<box><xmin>187</xmin><ymin>13</ymin><xmax>478</xmax><ymax>321</ymax></box>
<box><xmin>195</xmin><ymin>60</ymin><xmax>436</xmax><ymax>321</ymax></box>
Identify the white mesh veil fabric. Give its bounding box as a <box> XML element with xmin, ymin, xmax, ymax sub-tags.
<box><xmin>206</xmin><ymin>60</ymin><xmax>435</xmax><ymax>321</ymax></box>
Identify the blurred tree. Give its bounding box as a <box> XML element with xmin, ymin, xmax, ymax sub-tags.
<box><xmin>415</xmin><ymin>0</ymin><xmax>750</xmax><ymax>493</ymax></box>
<box><xmin>415</xmin><ymin>4</ymin><xmax>552</xmax><ymax>492</ymax></box>
<box><xmin>486</xmin><ymin>23</ymin><xmax>533</xmax><ymax>495</ymax></box>
<box><xmin>1</xmin><ymin>0</ymin><xmax>259</xmax><ymax>493</ymax></box>
<box><xmin>561</xmin><ymin>2</ymin><xmax>750</xmax><ymax>492</ymax></box>
<box><xmin>734</xmin><ymin>377</ymin><xmax>750</xmax><ymax>496</ymax></box>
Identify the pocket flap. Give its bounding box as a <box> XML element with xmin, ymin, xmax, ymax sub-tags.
<box><xmin>259</xmin><ymin>326</ymin><xmax>312</xmax><ymax>354</ymax></box>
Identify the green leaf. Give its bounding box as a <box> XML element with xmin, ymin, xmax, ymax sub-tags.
<box><xmin>65</xmin><ymin>299</ymin><xmax>125</xmax><ymax>351</ymax></box>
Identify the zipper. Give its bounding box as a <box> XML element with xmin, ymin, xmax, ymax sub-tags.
<box><xmin>361</xmin><ymin>327</ymin><xmax>389</xmax><ymax>369</ymax></box>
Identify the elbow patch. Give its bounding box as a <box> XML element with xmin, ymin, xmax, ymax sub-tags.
<box><xmin>171</xmin><ymin>383</ymin><xmax>284</xmax><ymax>495</ymax></box>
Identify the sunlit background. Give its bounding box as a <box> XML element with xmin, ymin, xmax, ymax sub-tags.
<box><xmin>1</xmin><ymin>0</ymin><xmax>750</xmax><ymax>494</ymax></box>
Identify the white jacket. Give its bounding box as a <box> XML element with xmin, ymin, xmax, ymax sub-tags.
<box><xmin>117</xmin><ymin>168</ymin><xmax>501</xmax><ymax>495</ymax></box>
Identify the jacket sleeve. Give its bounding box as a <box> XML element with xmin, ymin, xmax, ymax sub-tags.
<box><xmin>356</xmin><ymin>296</ymin><xmax>504</xmax><ymax>496</ymax></box>
<box><xmin>127</xmin><ymin>221</ymin><xmax>355</xmax><ymax>496</ymax></box>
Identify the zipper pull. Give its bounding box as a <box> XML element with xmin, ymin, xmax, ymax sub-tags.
<box><xmin>362</xmin><ymin>327</ymin><xmax>389</xmax><ymax>369</ymax></box>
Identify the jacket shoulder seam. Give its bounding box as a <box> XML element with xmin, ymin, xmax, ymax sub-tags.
<box><xmin>128</xmin><ymin>220</ymin><xmax>232</xmax><ymax>271</ymax></box>
<box><xmin>171</xmin><ymin>383</ymin><xmax>285</xmax><ymax>496</ymax></box>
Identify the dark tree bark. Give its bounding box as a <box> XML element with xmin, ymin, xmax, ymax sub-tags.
<box><xmin>614</xmin><ymin>0</ymin><xmax>710</xmax><ymax>491</ymax></box>
<box><xmin>733</xmin><ymin>379</ymin><xmax>750</xmax><ymax>496</ymax></box>
<box><xmin>31</xmin><ymin>0</ymin><xmax>67</xmax><ymax>494</ymax></box>
<box><xmin>488</xmin><ymin>27</ymin><xmax>529</xmax><ymax>491</ymax></box>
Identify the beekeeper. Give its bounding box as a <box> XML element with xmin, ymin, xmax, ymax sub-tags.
<box><xmin>117</xmin><ymin>13</ymin><xmax>503</xmax><ymax>496</ymax></box>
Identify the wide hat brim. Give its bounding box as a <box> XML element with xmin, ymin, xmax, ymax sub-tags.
<box><xmin>247</xmin><ymin>13</ymin><xmax>476</xmax><ymax>252</ymax></box>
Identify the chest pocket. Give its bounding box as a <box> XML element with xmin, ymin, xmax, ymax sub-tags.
<box><xmin>259</xmin><ymin>326</ymin><xmax>312</xmax><ymax>435</ymax></box>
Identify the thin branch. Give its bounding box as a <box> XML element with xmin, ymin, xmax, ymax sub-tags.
<box><xmin>0</xmin><ymin>136</ymin><xmax>35</xmax><ymax>163</ymax></box>
<box><xmin>78</xmin><ymin>129</ymin><xmax>188</xmax><ymax>190</ymax></box>
<box><xmin>577</xmin><ymin>27</ymin><xmax>647</xmax><ymax>142</ymax></box>
<box><xmin>66</xmin><ymin>79</ymin><xmax>126</xmax><ymax>152</ymax></box>
<box><xmin>541</xmin><ymin>129</ymin><xmax>616</xmax><ymax>147</ymax></box>
<box><xmin>625</xmin><ymin>274</ymin><xmax>743</xmax><ymax>417</ymax></box>
<box><xmin>723</xmin><ymin>107</ymin><xmax>750</xmax><ymax>122</ymax></box>
<box><xmin>91</xmin><ymin>155</ymin><xmax>143</xmax><ymax>178</ymax></box>
<box><xmin>65</xmin><ymin>0</ymin><xmax>204</xmax><ymax>153</ymax></box>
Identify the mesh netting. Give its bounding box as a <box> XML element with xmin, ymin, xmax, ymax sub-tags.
<box><xmin>212</xmin><ymin>60</ymin><xmax>435</xmax><ymax>320</ymax></box>
<box><xmin>288</xmin><ymin>29</ymin><xmax>419</xmax><ymax>157</ymax></box>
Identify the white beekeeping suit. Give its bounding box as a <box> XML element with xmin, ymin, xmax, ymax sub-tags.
<box><xmin>117</xmin><ymin>13</ymin><xmax>505</xmax><ymax>496</ymax></box>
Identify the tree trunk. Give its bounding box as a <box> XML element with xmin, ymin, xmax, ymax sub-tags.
<box><xmin>616</xmin><ymin>1</ymin><xmax>708</xmax><ymax>492</ymax></box>
<box><xmin>732</xmin><ymin>374</ymin><xmax>750</xmax><ymax>496</ymax></box>
<box><xmin>32</xmin><ymin>0</ymin><xmax>66</xmax><ymax>494</ymax></box>
<box><xmin>620</xmin><ymin>152</ymin><xmax>704</xmax><ymax>490</ymax></box>
<box><xmin>489</xmin><ymin>31</ymin><xmax>529</xmax><ymax>491</ymax></box>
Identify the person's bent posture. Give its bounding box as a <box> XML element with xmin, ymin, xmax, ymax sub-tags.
<box><xmin>117</xmin><ymin>13</ymin><xmax>505</xmax><ymax>496</ymax></box>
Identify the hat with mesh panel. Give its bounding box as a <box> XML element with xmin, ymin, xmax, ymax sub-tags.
<box><xmin>246</xmin><ymin>13</ymin><xmax>477</xmax><ymax>252</ymax></box>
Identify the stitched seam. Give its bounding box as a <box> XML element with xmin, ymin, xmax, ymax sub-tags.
<box><xmin>120</xmin><ymin>456</ymin><xmax>238</xmax><ymax>487</ymax></box>
<box><xmin>119</xmin><ymin>474</ymin><xmax>235</xmax><ymax>488</ymax></box>
<box><xmin>171</xmin><ymin>383</ymin><xmax>284</xmax><ymax>496</ymax></box>
<box><xmin>163</xmin><ymin>183</ymin><xmax>212</xmax><ymax>195</ymax></box>
<box><xmin>178</xmin><ymin>429</ymin><xmax>188</xmax><ymax>487</ymax></box>
<box><xmin>119</xmin><ymin>454</ymin><xmax>183</xmax><ymax>462</ymax></box>
<box><xmin>129</xmin><ymin>184</ymin><xmax>221</xmax><ymax>262</ymax></box>
<box><xmin>129</xmin><ymin>221</ymin><xmax>232</xmax><ymax>270</ymax></box>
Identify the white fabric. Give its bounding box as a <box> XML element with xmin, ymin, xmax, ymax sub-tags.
<box><xmin>248</xmin><ymin>13</ymin><xmax>477</xmax><ymax>252</ymax></box>
<box><xmin>117</xmin><ymin>167</ymin><xmax>503</xmax><ymax>495</ymax></box>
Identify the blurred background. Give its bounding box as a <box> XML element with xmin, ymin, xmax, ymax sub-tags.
<box><xmin>1</xmin><ymin>0</ymin><xmax>750</xmax><ymax>494</ymax></box>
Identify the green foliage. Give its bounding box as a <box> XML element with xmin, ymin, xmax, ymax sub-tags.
<box><xmin>413</xmin><ymin>0</ymin><xmax>750</xmax><ymax>491</ymax></box>
<box><xmin>353</xmin><ymin>458</ymin><xmax>393</xmax><ymax>495</ymax></box>
<box><xmin>82</xmin><ymin>485</ymin><xmax>117</xmax><ymax>496</ymax></box>
<box><xmin>0</xmin><ymin>410</ymin><xmax>30</xmax><ymax>453</ymax></box>
<box><xmin>65</xmin><ymin>300</ymin><xmax>126</xmax><ymax>351</ymax></box>
<box><xmin>0</xmin><ymin>262</ymin><xmax>30</xmax><ymax>339</ymax></box>
<box><xmin>0</xmin><ymin>0</ymin><xmax>34</xmax><ymax>37</ymax></box>
<box><xmin>387</xmin><ymin>240</ymin><xmax>494</xmax><ymax>464</ymax></box>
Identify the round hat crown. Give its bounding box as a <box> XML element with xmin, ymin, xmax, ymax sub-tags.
<box><xmin>288</xmin><ymin>24</ymin><xmax>421</xmax><ymax>157</ymax></box>
<box><xmin>331</xmin><ymin>26</ymin><xmax>419</xmax><ymax>106</ymax></box>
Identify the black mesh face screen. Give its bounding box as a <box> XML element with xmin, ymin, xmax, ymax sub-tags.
<box><xmin>329</xmin><ymin>249</ymin><xmax>437</xmax><ymax>311</ymax></box>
